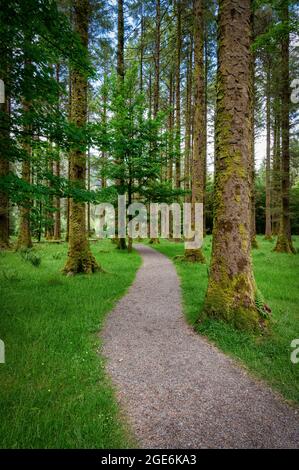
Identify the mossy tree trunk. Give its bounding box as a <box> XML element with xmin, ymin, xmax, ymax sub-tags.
<box><xmin>184</xmin><ymin>0</ymin><xmax>205</xmax><ymax>263</ymax></box>
<box><xmin>203</xmin><ymin>22</ymin><xmax>208</xmax><ymax>236</ymax></box>
<box><xmin>249</xmin><ymin>50</ymin><xmax>258</xmax><ymax>249</ymax></box>
<box><xmin>203</xmin><ymin>0</ymin><xmax>261</xmax><ymax>330</ymax></box>
<box><xmin>63</xmin><ymin>0</ymin><xmax>99</xmax><ymax>274</ymax></box>
<box><xmin>274</xmin><ymin>3</ymin><xmax>295</xmax><ymax>254</ymax></box>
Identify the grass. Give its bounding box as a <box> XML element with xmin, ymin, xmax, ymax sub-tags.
<box><xmin>0</xmin><ymin>240</ymin><xmax>141</xmax><ymax>448</ymax></box>
<box><xmin>153</xmin><ymin>235</ymin><xmax>299</xmax><ymax>404</ymax></box>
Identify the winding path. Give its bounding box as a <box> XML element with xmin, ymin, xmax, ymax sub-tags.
<box><xmin>102</xmin><ymin>244</ymin><xmax>299</xmax><ymax>449</ymax></box>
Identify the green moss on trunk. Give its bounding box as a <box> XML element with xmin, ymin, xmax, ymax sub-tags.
<box><xmin>16</xmin><ymin>206</ymin><xmax>32</xmax><ymax>250</ymax></box>
<box><xmin>202</xmin><ymin>273</ymin><xmax>262</xmax><ymax>331</ymax></box>
<box><xmin>183</xmin><ymin>248</ymin><xmax>205</xmax><ymax>263</ymax></box>
<box><xmin>63</xmin><ymin>0</ymin><xmax>100</xmax><ymax>275</ymax></box>
<box><xmin>202</xmin><ymin>0</ymin><xmax>267</xmax><ymax>333</ymax></box>
<box><xmin>274</xmin><ymin>234</ymin><xmax>296</xmax><ymax>254</ymax></box>
<box><xmin>149</xmin><ymin>238</ymin><xmax>160</xmax><ymax>245</ymax></box>
<box><xmin>251</xmin><ymin>236</ymin><xmax>259</xmax><ymax>249</ymax></box>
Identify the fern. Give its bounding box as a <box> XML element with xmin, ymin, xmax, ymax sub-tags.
<box><xmin>255</xmin><ymin>289</ymin><xmax>270</xmax><ymax>319</ymax></box>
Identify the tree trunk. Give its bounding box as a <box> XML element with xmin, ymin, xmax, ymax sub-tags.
<box><xmin>274</xmin><ymin>3</ymin><xmax>295</xmax><ymax>253</ymax></box>
<box><xmin>203</xmin><ymin>0</ymin><xmax>261</xmax><ymax>330</ymax></box>
<box><xmin>184</xmin><ymin>35</ymin><xmax>192</xmax><ymax>200</ymax></box>
<box><xmin>272</xmin><ymin>110</ymin><xmax>281</xmax><ymax>235</ymax></box>
<box><xmin>17</xmin><ymin>154</ymin><xmax>32</xmax><ymax>249</ymax></box>
<box><xmin>63</xmin><ymin>0</ymin><xmax>99</xmax><ymax>274</ymax></box>
<box><xmin>265</xmin><ymin>58</ymin><xmax>272</xmax><ymax>240</ymax></box>
<box><xmin>66</xmin><ymin>6</ymin><xmax>73</xmax><ymax>243</ymax></box>
<box><xmin>203</xmin><ymin>20</ymin><xmax>208</xmax><ymax>236</ymax></box>
<box><xmin>175</xmin><ymin>0</ymin><xmax>181</xmax><ymax>190</ymax></box>
<box><xmin>17</xmin><ymin>97</ymin><xmax>32</xmax><ymax>250</ymax></box>
<box><xmin>87</xmin><ymin>145</ymin><xmax>91</xmax><ymax>236</ymax></box>
<box><xmin>0</xmin><ymin>72</ymin><xmax>10</xmax><ymax>249</ymax></box>
<box><xmin>66</xmin><ymin>158</ymin><xmax>70</xmax><ymax>242</ymax></box>
<box><xmin>184</xmin><ymin>0</ymin><xmax>205</xmax><ymax>263</ymax></box>
<box><xmin>46</xmin><ymin>153</ymin><xmax>54</xmax><ymax>240</ymax></box>
<box><xmin>116</xmin><ymin>0</ymin><xmax>127</xmax><ymax>250</ymax></box>
<box><xmin>54</xmin><ymin>64</ymin><xmax>61</xmax><ymax>240</ymax></box>
<box><xmin>249</xmin><ymin>49</ymin><xmax>258</xmax><ymax>248</ymax></box>
<box><xmin>139</xmin><ymin>10</ymin><xmax>144</xmax><ymax>94</ymax></box>
<box><xmin>54</xmin><ymin>156</ymin><xmax>61</xmax><ymax>240</ymax></box>
<box><xmin>149</xmin><ymin>0</ymin><xmax>161</xmax><ymax>245</ymax></box>
<box><xmin>167</xmin><ymin>69</ymin><xmax>174</xmax><ymax>185</ymax></box>
<box><xmin>153</xmin><ymin>0</ymin><xmax>160</xmax><ymax>118</ymax></box>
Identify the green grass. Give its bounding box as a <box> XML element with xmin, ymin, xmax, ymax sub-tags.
<box><xmin>0</xmin><ymin>240</ymin><xmax>141</xmax><ymax>448</ymax></box>
<box><xmin>153</xmin><ymin>236</ymin><xmax>299</xmax><ymax>404</ymax></box>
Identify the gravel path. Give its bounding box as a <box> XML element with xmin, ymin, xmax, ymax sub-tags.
<box><xmin>102</xmin><ymin>244</ymin><xmax>299</xmax><ymax>449</ymax></box>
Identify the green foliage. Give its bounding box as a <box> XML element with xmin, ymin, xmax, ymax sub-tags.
<box><xmin>95</xmin><ymin>65</ymin><xmax>183</xmax><ymax>206</ymax></box>
<box><xmin>255</xmin><ymin>288</ymin><xmax>271</xmax><ymax>319</ymax></box>
<box><xmin>19</xmin><ymin>248</ymin><xmax>41</xmax><ymax>267</ymax></box>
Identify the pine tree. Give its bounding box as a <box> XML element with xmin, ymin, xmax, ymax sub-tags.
<box><xmin>203</xmin><ymin>0</ymin><xmax>262</xmax><ymax>330</ymax></box>
<box><xmin>63</xmin><ymin>0</ymin><xmax>99</xmax><ymax>274</ymax></box>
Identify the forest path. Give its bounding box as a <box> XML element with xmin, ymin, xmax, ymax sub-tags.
<box><xmin>101</xmin><ymin>244</ymin><xmax>299</xmax><ymax>449</ymax></box>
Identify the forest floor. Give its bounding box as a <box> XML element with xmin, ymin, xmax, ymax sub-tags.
<box><xmin>0</xmin><ymin>240</ymin><xmax>140</xmax><ymax>448</ymax></box>
<box><xmin>154</xmin><ymin>235</ymin><xmax>299</xmax><ymax>404</ymax></box>
<box><xmin>102</xmin><ymin>243</ymin><xmax>299</xmax><ymax>448</ymax></box>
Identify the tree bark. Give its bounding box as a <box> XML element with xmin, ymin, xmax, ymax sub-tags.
<box><xmin>184</xmin><ymin>0</ymin><xmax>205</xmax><ymax>262</ymax></box>
<box><xmin>46</xmin><ymin>152</ymin><xmax>54</xmax><ymax>240</ymax></box>
<box><xmin>139</xmin><ymin>9</ymin><xmax>144</xmax><ymax>94</ymax></box>
<box><xmin>54</xmin><ymin>64</ymin><xmax>61</xmax><ymax>240</ymax></box>
<box><xmin>184</xmin><ymin>35</ymin><xmax>192</xmax><ymax>200</ymax></box>
<box><xmin>274</xmin><ymin>2</ymin><xmax>295</xmax><ymax>253</ymax></box>
<box><xmin>272</xmin><ymin>109</ymin><xmax>281</xmax><ymax>235</ymax></box>
<box><xmin>167</xmin><ymin>69</ymin><xmax>174</xmax><ymax>185</ymax></box>
<box><xmin>17</xmin><ymin>92</ymin><xmax>32</xmax><ymax>250</ymax></box>
<box><xmin>175</xmin><ymin>0</ymin><xmax>181</xmax><ymax>189</ymax></box>
<box><xmin>0</xmin><ymin>69</ymin><xmax>10</xmax><ymax>249</ymax></box>
<box><xmin>153</xmin><ymin>0</ymin><xmax>160</xmax><ymax>118</ymax></box>
<box><xmin>203</xmin><ymin>19</ymin><xmax>208</xmax><ymax>236</ymax></box>
<box><xmin>63</xmin><ymin>0</ymin><xmax>99</xmax><ymax>274</ymax></box>
<box><xmin>116</xmin><ymin>0</ymin><xmax>127</xmax><ymax>250</ymax></box>
<box><xmin>265</xmin><ymin>58</ymin><xmax>272</xmax><ymax>240</ymax></box>
<box><xmin>203</xmin><ymin>0</ymin><xmax>261</xmax><ymax>330</ymax></box>
<box><xmin>54</xmin><ymin>155</ymin><xmax>61</xmax><ymax>240</ymax></box>
<box><xmin>249</xmin><ymin>37</ymin><xmax>258</xmax><ymax>249</ymax></box>
<box><xmin>16</xmin><ymin>143</ymin><xmax>32</xmax><ymax>249</ymax></box>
